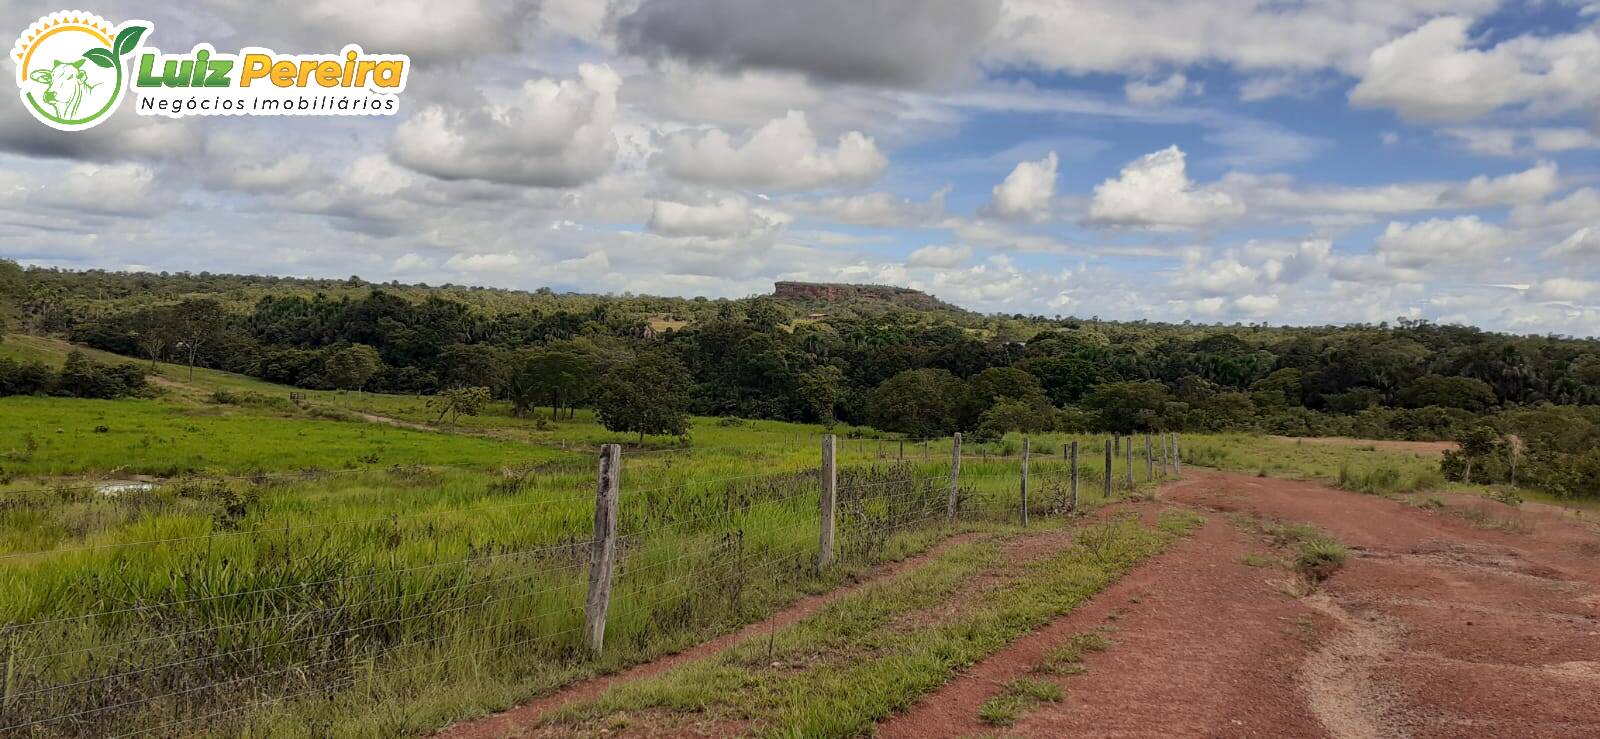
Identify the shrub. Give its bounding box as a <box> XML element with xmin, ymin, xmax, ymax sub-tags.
<box><xmin>0</xmin><ymin>357</ymin><xmax>54</xmax><ymax>396</ymax></box>
<box><xmin>1294</xmin><ymin>537</ymin><xmax>1348</xmax><ymax>582</ymax></box>
<box><xmin>207</xmin><ymin>389</ymin><xmax>291</xmax><ymax>410</ymax></box>
<box><xmin>54</xmin><ymin>350</ymin><xmax>147</xmax><ymax>399</ymax></box>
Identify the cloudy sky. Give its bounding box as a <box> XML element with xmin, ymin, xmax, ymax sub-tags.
<box><xmin>3</xmin><ymin>1</ymin><xmax>1599</xmax><ymax>335</ymax></box>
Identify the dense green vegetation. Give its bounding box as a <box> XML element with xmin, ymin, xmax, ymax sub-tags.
<box><xmin>6</xmin><ymin>262</ymin><xmax>1598</xmax><ymax>496</ymax></box>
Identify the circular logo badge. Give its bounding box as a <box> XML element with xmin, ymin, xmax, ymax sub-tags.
<box><xmin>11</xmin><ymin>10</ymin><xmax>149</xmax><ymax>131</ymax></box>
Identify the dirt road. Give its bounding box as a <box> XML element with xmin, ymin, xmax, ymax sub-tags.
<box><xmin>886</xmin><ymin>470</ymin><xmax>1600</xmax><ymax>738</ymax></box>
<box><xmin>437</xmin><ymin>470</ymin><xmax>1600</xmax><ymax>738</ymax></box>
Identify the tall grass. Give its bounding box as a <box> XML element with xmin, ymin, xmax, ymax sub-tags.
<box><xmin>0</xmin><ymin>438</ymin><xmax>1133</xmax><ymax>737</ymax></box>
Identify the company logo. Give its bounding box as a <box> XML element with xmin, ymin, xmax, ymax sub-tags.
<box><xmin>12</xmin><ymin>10</ymin><xmax>410</xmax><ymax>132</ymax></box>
<box><xmin>11</xmin><ymin>11</ymin><xmax>147</xmax><ymax>131</ymax></box>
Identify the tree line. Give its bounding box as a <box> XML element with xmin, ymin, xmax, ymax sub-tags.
<box><xmin>3</xmin><ymin>263</ymin><xmax>1599</xmax><ymax>494</ymax></box>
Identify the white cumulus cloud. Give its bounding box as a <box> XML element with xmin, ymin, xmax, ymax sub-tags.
<box><xmin>1373</xmin><ymin>215</ymin><xmax>1508</xmax><ymax>269</ymax></box>
<box><xmin>1088</xmin><ymin>146</ymin><xmax>1244</xmax><ymax>229</ymax></box>
<box><xmin>907</xmin><ymin>244</ymin><xmax>974</xmax><ymax>269</ymax></box>
<box><xmin>987</xmin><ymin>151</ymin><xmax>1058</xmax><ymax>219</ymax></box>
<box><xmin>660</xmin><ymin>110</ymin><xmax>887</xmax><ymax>190</ymax></box>
<box><xmin>1350</xmin><ymin>17</ymin><xmax>1600</xmax><ymax>122</ymax></box>
<box><xmin>391</xmin><ymin>64</ymin><xmax>621</xmax><ymax>187</ymax></box>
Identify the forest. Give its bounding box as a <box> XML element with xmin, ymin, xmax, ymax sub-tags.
<box><xmin>3</xmin><ymin>262</ymin><xmax>1598</xmax><ymax>496</ymax></box>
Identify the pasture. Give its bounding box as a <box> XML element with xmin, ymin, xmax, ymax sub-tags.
<box><xmin>0</xmin><ymin>339</ymin><xmax>1555</xmax><ymax>737</ymax></box>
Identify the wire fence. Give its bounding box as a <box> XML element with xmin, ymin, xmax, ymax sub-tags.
<box><xmin>0</xmin><ymin>432</ymin><xmax>1184</xmax><ymax>737</ymax></box>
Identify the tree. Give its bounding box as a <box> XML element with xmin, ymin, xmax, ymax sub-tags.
<box><xmin>976</xmin><ymin>398</ymin><xmax>1053</xmax><ymax>440</ymax></box>
<box><xmin>429</xmin><ymin>386</ymin><xmax>490</xmax><ymax>424</ymax></box>
<box><xmin>509</xmin><ymin>348</ymin><xmax>596</xmax><ymax>419</ymax></box>
<box><xmin>436</xmin><ymin>343</ymin><xmax>510</xmax><ymax>396</ymax></box>
<box><xmin>0</xmin><ymin>259</ymin><xmax>23</xmax><ymax>337</ymax></box>
<box><xmin>1016</xmin><ymin>355</ymin><xmax>1103</xmax><ymax>406</ymax></box>
<box><xmin>1451</xmin><ymin>424</ymin><xmax>1502</xmax><ymax>484</ymax></box>
<box><xmin>743</xmin><ymin>298</ymin><xmax>789</xmax><ymax>331</ymax></box>
<box><xmin>1083</xmin><ymin>381</ymin><xmax>1173</xmax><ymax>434</ymax></box>
<box><xmin>796</xmin><ymin>365</ymin><xmax>845</xmax><ymax>426</ymax></box>
<box><xmin>126</xmin><ymin>305</ymin><xmax>177</xmax><ymax>369</ymax></box>
<box><xmin>171</xmin><ymin>299</ymin><xmax>227</xmax><ymax>380</ymax></box>
<box><xmin>866</xmin><ymin>368</ymin><xmax>970</xmax><ymax>437</ymax></box>
<box><xmin>1250</xmin><ymin>368</ymin><xmax>1304</xmax><ymax>408</ymax></box>
<box><xmin>325</xmin><ymin>344</ymin><xmax>383</xmax><ymax>392</ymax></box>
<box><xmin>1399</xmin><ymin>374</ymin><xmax>1496</xmax><ymax>411</ymax></box>
<box><xmin>968</xmin><ymin>366</ymin><xmax>1047</xmax><ymax>408</ymax></box>
<box><xmin>593</xmin><ymin>353</ymin><xmax>693</xmax><ymax>442</ymax></box>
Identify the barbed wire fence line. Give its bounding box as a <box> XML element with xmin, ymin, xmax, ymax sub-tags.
<box><xmin>0</xmin><ymin>431</ymin><xmax>1184</xmax><ymax>736</ymax></box>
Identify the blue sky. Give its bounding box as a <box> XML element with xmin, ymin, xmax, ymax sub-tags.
<box><xmin>1</xmin><ymin>0</ymin><xmax>1597</xmax><ymax>334</ymax></box>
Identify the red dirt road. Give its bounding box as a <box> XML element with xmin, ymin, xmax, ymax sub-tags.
<box><xmin>879</xmin><ymin>501</ymin><xmax>1330</xmax><ymax>738</ymax></box>
<box><xmin>883</xmin><ymin>470</ymin><xmax>1600</xmax><ymax>738</ymax></box>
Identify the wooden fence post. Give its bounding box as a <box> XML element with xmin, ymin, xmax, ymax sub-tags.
<box><xmin>1069</xmin><ymin>440</ymin><xmax>1079</xmax><ymax>511</ymax></box>
<box><xmin>899</xmin><ymin>439</ymin><xmax>905</xmax><ymax>459</ymax></box>
<box><xmin>584</xmin><ymin>443</ymin><xmax>621</xmax><ymax>655</ymax></box>
<box><xmin>1125</xmin><ymin>436</ymin><xmax>1134</xmax><ymax>489</ymax></box>
<box><xmin>1172</xmin><ymin>433</ymin><xmax>1182</xmax><ymax>474</ymax></box>
<box><xmin>947</xmin><ymin>432</ymin><xmax>962</xmax><ymax>521</ymax></box>
<box><xmin>1104</xmin><ymin>438</ymin><xmax>1113</xmax><ymax>499</ymax></box>
<box><xmin>1163</xmin><ymin>432</ymin><xmax>1174</xmax><ymax>476</ymax></box>
<box><xmin>1145</xmin><ymin>434</ymin><xmax>1154</xmax><ymax>481</ymax></box>
<box><xmin>1020</xmin><ymin>438</ymin><xmax>1030</xmax><ymax>526</ymax></box>
<box><xmin>819</xmin><ymin>434</ymin><xmax>837</xmax><ymax>569</ymax></box>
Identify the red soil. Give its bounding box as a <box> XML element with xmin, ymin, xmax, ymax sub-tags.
<box><xmin>440</xmin><ymin>469</ymin><xmax>1600</xmax><ymax>738</ymax></box>
<box><xmin>882</xmin><ymin>470</ymin><xmax>1600</xmax><ymax>738</ymax></box>
<box><xmin>878</xmin><ymin>499</ymin><xmax>1331</xmax><ymax>738</ymax></box>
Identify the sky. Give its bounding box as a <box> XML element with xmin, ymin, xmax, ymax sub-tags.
<box><xmin>1</xmin><ymin>1</ymin><xmax>1598</xmax><ymax>336</ymax></box>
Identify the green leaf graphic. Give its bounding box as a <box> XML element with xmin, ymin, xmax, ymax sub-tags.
<box><xmin>114</xmin><ymin>25</ymin><xmax>146</xmax><ymax>57</ymax></box>
<box><xmin>82</xmin><ymin>47</ymin><xmax>115</xmax><ymax>68</ymax></box>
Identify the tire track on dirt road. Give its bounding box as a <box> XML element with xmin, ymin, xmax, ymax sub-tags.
<box><xmin>881</xmin><ymin>471</ymin><xmax>1600</xmax><ymax>738</ymax></box>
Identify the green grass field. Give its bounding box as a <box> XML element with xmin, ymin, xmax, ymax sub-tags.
<box><xmin>0</xmin><ymin>334</ymin><xmax>1536</xmax><ymax>738</ymax></box>
<box><xmin>0</xmin><ymin>340</ymin><xmax>1174</xmax><ymax>737</ymax></box>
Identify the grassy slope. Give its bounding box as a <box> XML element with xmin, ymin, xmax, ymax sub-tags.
<box><xmin>0</xmin><ymin>335</ymin><xmax>555</xmax><ymax>477</ymax></box>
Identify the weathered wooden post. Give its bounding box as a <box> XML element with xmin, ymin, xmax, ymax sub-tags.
<box><xmin>1125</xmin><ymin>436</ymin><xmax>1134</xmax><ymax>489</ymax></box>
<box><xmin>1104</xmin><ymin>438</ymin><xmax>1113</xmax><ymax>499</ymax></box>
<box><xmin>819</xmin><ymin>434</ymin><xmax>837</xmax><ymax>569</ymax></box>
<box><xmin>1145</xmin><ymin>434</ymin><xmax>1154</xmax><ymax>481</ymax></box>
<box><xmin>1020</xmin><ymin>438</ymin><xmax>1030</xmax><ymax>526</ymax></box>
<box><xmin>584</xmin><ymin>443</ymin><xmax>621</xmax><ymax>655</ymax></box>
<box><xmin>1164</xmin><ymin>428</ymin><xmax>1177</xmax><ymax>476</ymax></box>
<box><xmin>947</xmin><ymin>432</ymin><xmax>962</xmax><ymax>521</ymax></box>
<box><xmin>899</xmin><ymin>439</ymin><xmax>905</xmax><ymax>459</ymax></box>
<box><xmin>1069</xmin><ymin>440</ymin><xmax>1080</xmax><ymax>511</ymax></box>
<box><xmin>1163</xmin><ymin>432</ymin><xmax>1174</xmax><ymax>476</ymax></box>
<box><xmin>1172</xmin><ymin>433</ymin><xmax>1182</xmax><ymax>474</ymax></box>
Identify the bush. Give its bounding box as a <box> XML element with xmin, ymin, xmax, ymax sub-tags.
<box><xmin>0</xmin><ymin>357</ymin><xmax>53</xmax><ymax>396</ymax></box>
<box><xmin>206</xmin><ymin>389</ymin><xmax>291</xmax><ymax>410</ymax></box>
<box><xmin>54</xmin><ymin>350</ymin><xmax>147</xmax><ymax>399</ymax></box>
<box><xmin>1294</xmin><ymin>538</ymin><xmax>1348</xmax><ymax>582</ymax></box>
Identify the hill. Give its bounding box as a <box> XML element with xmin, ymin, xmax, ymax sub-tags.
<box><xmin>772</xmin><ymin>281</ymin><xmax>967</xmax><ymax>314</ymax></box>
